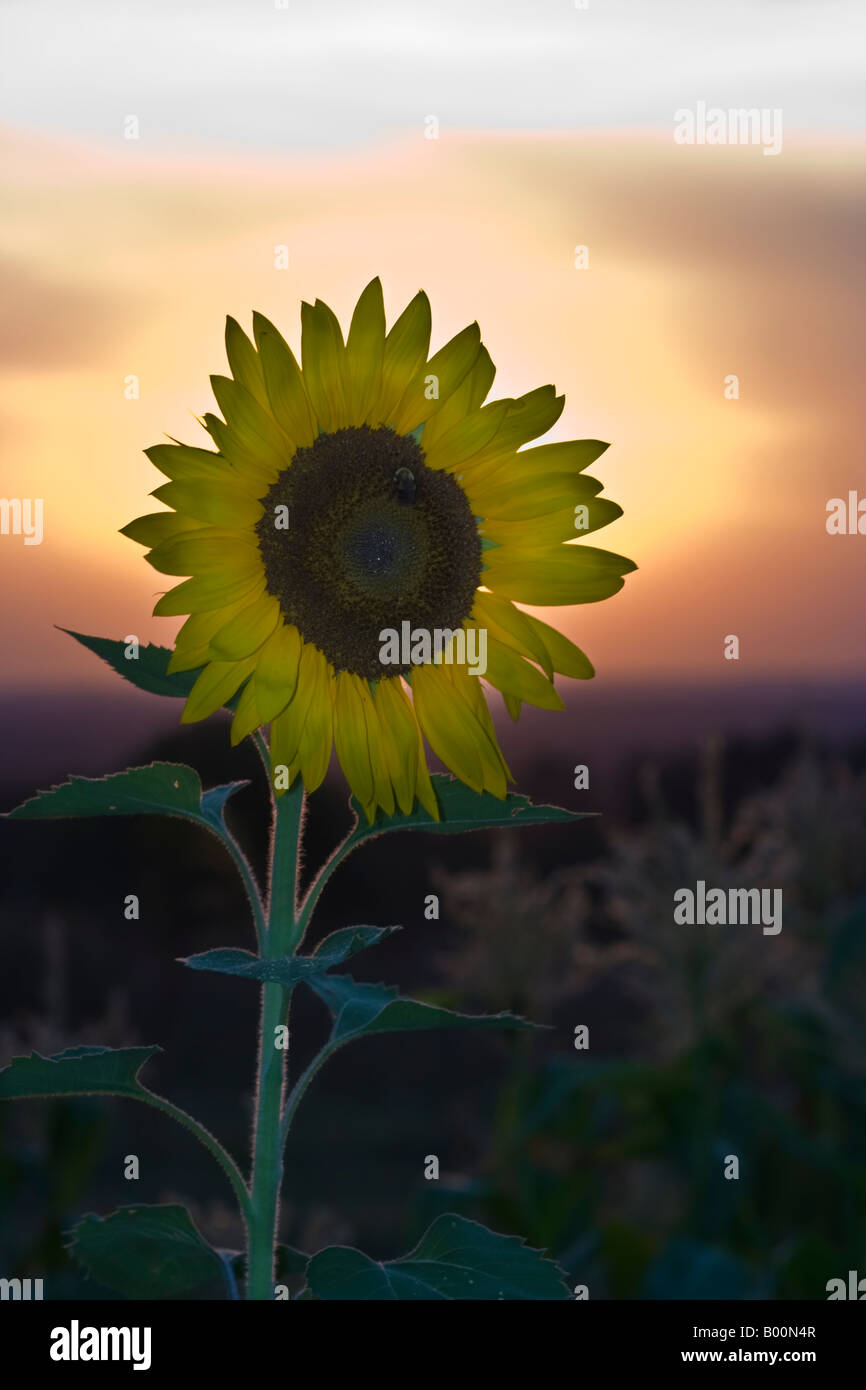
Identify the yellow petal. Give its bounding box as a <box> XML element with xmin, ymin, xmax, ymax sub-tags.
<box><xmin>225</xmin><ymin>316</ymin><xmax>270</xmax><ymax>411</ymax></box>
<box><xmin>210</xmin><ymin>375</ymin><xmax>290</xmax><ymax>458</ymax></box>
<box><xmin>423</xmin><ymin>400</ymin><xmax>510</xmax><ymax>472</ymax></box>
<box><xmin>358</xmin><ymin>681</ymin><xmax>395</xmax><ymax>819</ymax></box>
<box><xmin>333</xmin><ymin>671</ymin><xmax>375</xmax><ymax>809</ymax></box>
<box><xmin>255</xmin><ymin>622</ymin><xmax>302</xmax><ymax>722</ymax></box>
<box><xmin>146</xmin><ymin>528</ymin><xmax>260</xmax><ymax>577</ymax></box>
<box><xmin>456</xmin><ymin>387</ymin><xmax>565</xmax><ymax>482</ymax></box>
<box><xmin>506</xmin><ymin>438</ymin><xmax>610</xmax><ymax>472</ymax></box>
<box><xmin>484</xmin><ymin>545</ymin><xmax>635</xmax><ymax>604</ymax></box>
<box><xmin>480</xmin><ymin>496</ymin><xmax>622</xmax><ymax>546</ymax></box>
<box><xmin>209</xmin><ymin>593</ymin><xmax>280</xmax><ymax>660</ymax></box>
<box><xmin>145</xmin><ymin>442</ymin><xmax>233</xmax><ymax>483</ymax></box>
<box><xmin>230</xmin><ymin>674</ymin><xmax>263</xmax><ymax>745</ymax></box>
<box><xmin>464</xmin><ymin>438</ymin><xmax>608</xmax><ymax>501</ymax></box>
<box><xmin>269</xmin><ymin>642</ymin><xmax>328</xmax><ymax>787</ymax></box>
<box><xmin>387</xmin><ymin>322</ymin><xmax>481</xmax><ymax>434</ymax></box>
<box><xmin>270</xmin><ymin>705</ymin><xmax>303</xmax><ymax>785</ymax></box>
<box><xmin>168</xmin><ymin>597</ymin><xmax>253</xmax><ymax>672</ymax></box>
<box><xmin>418</xmin><ymin>344</ymin><xmax>496</xmax><ymax>451</ymax></box>
<box><xmin>471</xmin><ymin>590</ymin><xmax>553</xmax><ymax>677</ymax></box>
<box><xmin>120</xmin><ymin>511</ymin><xmax>206</xmax><ymax>548</ymax></box>
<box><xmin>445</xmin><ymin>664</ymin><xmax>510</xmax><ymax>796</ymax></box>
<box><xmin>469</xmin><ymin>472</ymin><xmax>600</xmax><ymax>523</ymax></box>
<box><xmin>202</xmin><ymin>412</ymin><xmax>284</xmax><ymax>488</ymax></box>
<box><xmin>412</xmin><ymin>662</ymin><xmax>507</xmax><ymax>797</ymax></box>
<box><xmin>153</xmin><ymin>568</ymin><xmax>265</xmax><ymax>617</ymax></box>
<box><xmin>522</xmin><ymin>612</ymin><xmax>595</xmax><ymax>679</ymax></box>
<box><xmin>374</xmin><ymin>290</ymin><xmax>431</xmax><ymax>421</ymax></box>
<box><xmin>301</xmin><ymin>299</ymin><xmax>349</xmax><ymax>432</ymax></box>
<box><xmin>295</xmin><ymin>649</ymin><xmax>334</xmax><ymax>792</ymax></box>
<box><xmin>151</xmin><ymin>480</ymin><xmax>265</xmax><ymax>528</ymax></box>
<box><xmin>345</xmin><ymin>278</ymin><xmax>386</xmax><ymax>423</ymax></box>
<box><xmin>503</xmin><ymin>693</ymin><xmax>521</xmax><ymax>722</ymax></box>
<box><xmin>413</xmin><ymin>746</ymin><xmax>440</xmax><ymax>820</ymax></box>
<box><xmin>467</xmin><ymin>449</ymin><xmax>607</xmax><ymax>521</ymax></box>
<box><xmin>182</xmin><ymin>655</ymin><xmax>257</xmax><ymax>723</ymax></box>
<box><xmin>482</xmin><ymin>636</ymin><xmax>564</xmax><ymax>710</ymax></box>
<box><xmin>252</xmin><ymin>312</ymin><xmax>317</xmax><ymax>448</ymax></box>
<box><xmin>412</xmin><ymin>663</ymin><xmax>482</xmax><ymax>792</ymax></box>
<box><xmin>372</xmin><ymin>677</ymin><xmax>418</xmax><ymax>815</ymax></box>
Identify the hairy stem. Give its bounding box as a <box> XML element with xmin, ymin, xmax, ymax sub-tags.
<box><xmin>246</xmin><ymin>778</ymin><xmax>304</xmax><ymax>1300</ymax></box>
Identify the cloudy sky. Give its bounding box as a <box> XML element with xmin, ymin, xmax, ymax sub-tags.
<box><xmin>1</xmin><ymin>0</ymin><xmax>863</xmax><ymax>148</ymax></box>
<box><xmin>1</xmin><ymin>0</ymin><xmax>864</xmax><ymax>701</ymax></box>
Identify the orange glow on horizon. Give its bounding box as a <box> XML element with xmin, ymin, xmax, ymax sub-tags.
<box><xmin>2</xmin><ymin>127</ymin><xmax>864</xmax><ymax>690</ymax></box>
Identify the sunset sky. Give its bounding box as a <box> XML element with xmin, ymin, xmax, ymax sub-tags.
<box><xmin>1</xmin><ymin>0</ymin><xmax>864</xmax><ymax>696</ymax></box>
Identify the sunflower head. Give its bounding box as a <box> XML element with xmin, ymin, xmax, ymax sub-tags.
<box><xmin>122</xmin><ymin>279</ymin><xmax>636</xmax><ymax>823</ymax></box>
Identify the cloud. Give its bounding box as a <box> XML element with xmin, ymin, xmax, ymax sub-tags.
<box><xmin>0</xmin><ymin>254</ymin><xmax>136</xmax><ymax>370</ymax></box>
<box><xmin>0</xmin><ymin>0</ymin><xmax>862</xmax><ymax>151</ymax></box>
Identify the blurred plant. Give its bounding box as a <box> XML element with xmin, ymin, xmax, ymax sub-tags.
<box><xmin>0</xmin><ymin>914</ymin><xmax>135</xmax><ymax>1294</ymax></box>
<box><xmin>425</xmin><ymin>741</ymin><xmax>866</xmax><ymax>1299</ymax></box>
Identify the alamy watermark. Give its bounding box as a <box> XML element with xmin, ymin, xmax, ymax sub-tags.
<box><xmin>379</xmin><ymin>621</ymin><xmax>487</xmax><ymax>676</ymax></box>
<box><xmin>0</xmin><ymin>498</ymin><xmax>43</xmax><ymax>545</ymax></box>
<box><xmin>674</xmin><ymin>880</ymin><xmax>782</xmax><ymax>935</ymax></box>
<box><xmin>674</xmin><ymin>102</ymin><xmax>782</xmax><ymax>156</ymax></box>
<box><xmin>1</xmin><ymin>1277</ymin><xmax>43</xmax><ymax>1299</ymax></box>
<box><xmin>826</xmin><ymin>491</ymin><xmax>866</xmax><ymax>534</ymax></box>
<box><xmin>49</xmin><ymin>1321</ymin><xmax>151</xmax><ymax>1371</ymax></box>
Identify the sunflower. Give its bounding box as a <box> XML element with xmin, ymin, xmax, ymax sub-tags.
<box><xmin>122</xmin><ymin>279</ymin><xmax>635</xmax><ymax>822</ymax></box>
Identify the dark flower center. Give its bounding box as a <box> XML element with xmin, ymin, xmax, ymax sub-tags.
<box><xmin>255</xmin><ymin>425</ymin><xmax>482</xmax><ymax>678</ymax></box>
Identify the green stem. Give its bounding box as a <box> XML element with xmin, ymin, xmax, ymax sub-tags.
<box><xmin>246</xmin><ymin>778</ymin><xmax>305</xmax><ymax>1300</ymax></box>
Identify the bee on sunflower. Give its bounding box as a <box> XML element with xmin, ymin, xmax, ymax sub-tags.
<box><xmin>122</xmin><ymin>279</ymin><xmax>635</xmax><ymax>823</ymax></box>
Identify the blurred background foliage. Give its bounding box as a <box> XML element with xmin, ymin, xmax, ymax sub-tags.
<box><xmin>2</xmin><ymin>724</ymin><xmax>865</xmax><ymax>1299</ymax></box>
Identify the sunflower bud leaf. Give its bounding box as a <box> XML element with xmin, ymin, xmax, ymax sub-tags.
<box><xmin>181</xmin><ymin>925</ymin><xmax>401</xmax><ymax>983</ymax></box>
<box><xmin>307</xmin><ymin>972</ymin><xmax>544</xmax><ymax>1045</ymax></box>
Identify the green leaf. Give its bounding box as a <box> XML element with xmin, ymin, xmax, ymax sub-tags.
<box><xmin>61</xmin><ymin>629</ymin><xmax>244</xmax><ymax>712</ymax></box>
<box><xmin>67</xmin><ymin>1204</ymin><xmax>227</xmax><ymax>1299</ymax></box>
<box><xmin>181</xmin><ymin>925</ymin><xmax>400</xmax><ymax>985</ymax></box>
<box><xmin>306</xmin><ymin>1214</ymin><xmax>569</xmax><ymax>1300</ymax></box>
<box><xmin>308</xmin><ymin>973</ymin><xmax>541</xmax><ymax>1045</ymax></box>
<box><xmin>4</xmin><ymin>762</ymin><xmax>247</xmax><ymax>827</ymax></box>
<box><xmin>62</xmin><ymin>629</ymin><xmax>200</xmax><ymax>698</ymax></box>
<box><xmin>311</xmin><ymin>925</ymin><xmax>400</xmax><ymax>966</ymax></box>
<box><xmin>351</xmin><ymin>774</ymin><xmax>591</xmax><ymax>839</ymax></box>
<box><xmin>0</xmin><ymin>1046</ymin><xmax>161</xmax><ymax>1101</ymax></box>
